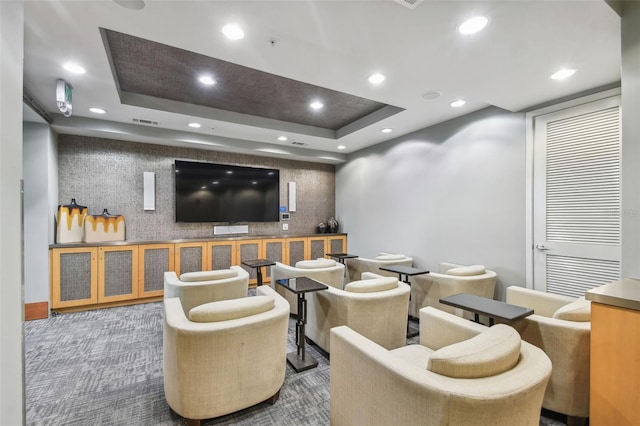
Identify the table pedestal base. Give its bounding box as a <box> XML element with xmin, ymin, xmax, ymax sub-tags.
<box><xmin>286</xmin><ymin>352</ymin><xmax>318</xmax><ymax>372</ymax></box>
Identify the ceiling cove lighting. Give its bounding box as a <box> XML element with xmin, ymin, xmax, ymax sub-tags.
<box><xmin>277</xmin><ymin>136</ymin><xmax>288</xmax><ymax>141</ymax></box>
<box><xmin>89</xmin><ymin>107</ymin><xmax>107</xmax><ymax>114</ymax></box>
<box><xmin>310</xmin><ymin>101</ymin><xmax>324</xmax><ymax>110</ymax></box>
<box><xmin>549</xmin><ymin>68</ymin><xmax>577</xmax><ymax>80</ymax></box>
<box><xmin>458</xmin><ymin>16</ymin><xmax>488</xmax><ymax>35</ymax></box>
<box><xmin>188</xmin><ymin>122</ymin><xmax>202</xmax><ymax>128</ymax></box>
<box><xmin>368</xmin><ymin>73</ymin><xmax>386</xmax><ymax>85</ymax></box>
<box><xmin>63</xmin><ymin>62</ymin><xmax>86</xmax><ymax>74</ymax></box>
<box><xmin>198</xmin><ymin>75</ymin><xmax>216</xmax><ymax>85</ymax></box>
<box><xmin>222</xmin><ymin>24</ymin><xmax>245</xmax><ymax>40</ymax></box>
<box><xmin>381</xmin><ymin>128</ymin><xmax>393</xmax><ymax>133</ymax></box>
<box><xmin>450</xmin><ymin>99</ymin><xmax>466</xmax><ymax>107</ymax></box>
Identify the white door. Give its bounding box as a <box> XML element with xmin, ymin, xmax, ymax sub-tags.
<box><xmin>532</xmin><ymin>96</ymin><xmax>621</xmax><ymax>297</ymax></box>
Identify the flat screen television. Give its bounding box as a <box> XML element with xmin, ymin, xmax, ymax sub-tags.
<box><xmin>174</xmin><ymin>160</ymin><xmax>280</xmax><ymax>223</ymax></box>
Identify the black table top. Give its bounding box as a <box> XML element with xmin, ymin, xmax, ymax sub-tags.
<box><xmin>379</xmin><ymin>265</ymin><xmax>430</xmax><ymax>276</ymax></box>
<box><xmin>325</xmin><ymin>253</ymin><xmax>358</xmax><ymax>260</ymax></box>
<box><xmin>241</xmin><ymin>259</ymin><xmax>276</xmax><ymax>268</ymax></box>
<box><xmin>275</xmin><ymin>277</ymin><xmax>328</xmax><ymax>294</ymax></box>
<box><xmin>439</xmin><ymin>293</ymin><xmax>534</xmax><ymax>322</ymax></box>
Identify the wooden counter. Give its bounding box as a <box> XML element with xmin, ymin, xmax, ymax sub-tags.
<box><xmin>586</xmin><ymin>278</ymin><xmax>640</xmax><ymax>426</ymax></box>
<box><xmin>50</xmin><ymin>233</ymin><xmax>347</xmax><ymax>313</ymax></box>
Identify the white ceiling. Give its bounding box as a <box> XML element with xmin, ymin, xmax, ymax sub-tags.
<box><xmin>23</xmin><ymin>0</ymin><xmax>621</xmax><ymax>164</ymax></box>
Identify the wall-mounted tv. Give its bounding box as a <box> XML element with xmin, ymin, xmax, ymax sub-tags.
<box><xmin>174</xmin><ymin>160</ymin><xmax>280</xmax><ymax>223</ymax></box>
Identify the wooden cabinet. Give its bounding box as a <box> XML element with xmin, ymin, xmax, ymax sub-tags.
<box><xmin>327</xmin><ymin>234</ymin><xmax>347</xmax><ymax>254</ymax></box>
<box><xmin>138</xmin><ymin>243</ymin><xmax>174</xmax><ymax>298</ymax></box>
<box><xmin>262</xmin><ymin>239</ymin><xmax>285</xmax><ymax>284</ymax></box>
<box><xmin>308</xmin><ymin>236</ymin><xmax>327</xmax><ymax>260</ymax></box>
<box><xmin>285</xmin><ymin>237</ymin><xmax>307</xmax><ymax>265</ymax></box>
<box><xmin>98</xmin><ymin>245</ymin><xmax>139</xmax><ymax>304</ymax></box>
<box><xmin>175</xmin><ymin>242</ymin><xmax>207</xmax><ymax>276</ymax></box>
<box><xmin>237</xmin><ymin>239</ymin><xmax>264</xmax><ymax>287</ymax></box>
<box><xmin>50</xmin><ymin>234</ymin><xmax>346</xmax><ymax>312</ymax></box>
<box><xmin>51</xmin><ymin>247</ymin><xmax>98</xmax><ymax>309</ymax></box>
<box><xmin>590</xmin><ymin>302</ymin><xmax>640</xmax><ymax>425</ymax></box>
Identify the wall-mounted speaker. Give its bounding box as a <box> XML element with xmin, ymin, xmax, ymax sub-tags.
<box><xmin>143</xmin><ymin>172</ymin><xmax>155</xmax><ymax>211</ymax></box>
<box><xmin>288</xmin><ymin>182</ymin><xmax>297</xmax><ymax>212</ymax></box>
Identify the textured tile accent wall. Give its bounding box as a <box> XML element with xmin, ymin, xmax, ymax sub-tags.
<box><xmin>57</xmin><ymin>135</ymin><xmax>335</xmax><ymax>241</ymax></box>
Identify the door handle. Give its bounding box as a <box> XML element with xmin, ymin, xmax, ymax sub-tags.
<box><xmin>535</xmin><ymin>244</ymin><xmax>550</xmax><ymax>251</ymax></box>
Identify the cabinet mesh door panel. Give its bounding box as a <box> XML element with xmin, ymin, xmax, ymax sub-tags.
<box><xmin>310</xmin><ymin>240</ymin><xmax>325</xmax><ymax>260</ymax></box>
<box><xmin>104</xmin><ymin>251</ymin><xmax>133</xmax><ymax>297</ymax></box>
<box><xmin>288</xmin><ymin>241</ymin><xmax>305</xmax><ymax>265</ymax></box>
<box><xmin>240</xmin><ymin>244</ymin><xmax>260</xmax><ymax>279</ymax></box>
<box><xmin>545</xmin><ymin>106</ymin><xmax>621</xmax><ymax>297</ymax></box>
<box><xmin>330</xmin><ymin>238</ymin><xmax>344</xmax><ymax>253</ymax></box>
<box><xmin>265</xmin><ymin>242</ymin><xmax>283</xmax><ymax>279</ymax></box>
<box><xmin>180</xmin><ymin>247</ymin><xmax>203</xmax><ymax>274</ymax></box>
<box><xmin>144</xmin><ymin>248</ymin><xmax>169</xmax><ymax>292</ymax></box>
<box><xmin>211</xmin><ymin>245</ymin><xmax>232</xmax><ymax>270</ymax></box>
<box><xmin>60</xmin><ymin>252</ymin><xmax>92</xmax><ymax>301</ymax></box>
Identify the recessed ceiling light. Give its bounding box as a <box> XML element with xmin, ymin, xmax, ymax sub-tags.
<box><xmin>212</xmin><ymin>181</ymin><xmax>219</xmax><ymax>184</ymax></box>
<box><xmin>63</xmin><ymin>62</ymin><xmax>86</xmax><ymax>74</ymax></box>
<box><xmin>368</xmin><ymin>73</ymin><xmax>386</xmax><ymax>85</ymax></box>
<box><xmin>89</xmin><ymin>107</ymin><xmax>107</xmax><ymax>114</ymax></box>
<box><xmin>310</xmin><ymin>101</ymin><xmax>324</xmax><ymax>110</ymax></box>
<box><xmin>277</xmin><ymin>136</ymin><xmax>288</xmax><ymax>141</ymax></box>
<box><xmin>222</xmin><ymin>24</ymin><xmax>244</xmax><ymax>40</ymax></box>
<box><xmin>188</xmin><ymin>122</ymin><xmax>202</xmax><ymax>128</ymax></box>
<box><xmin>337</xmin><ymin>145</ymin><xmax>346</xmax><ymax>150</ymax></box>
<box><xmin>450</xmin><ymin>99</ymin><xmax>466</xmax><ymax>107</ymax></box>
<box><xmin>458</xmin><ymin>16</ymin><xmax>488</xmax><ymax>35</ymax></box>
<box><xmin>421</xmin><ymin>91</ymin><xmax>442</xmax><ymax>100</ymax></box>
<box><xmin>549</xmin><ymin>68</ymin><xmax>577</xmax><ymax>80</ymax></box>
<box><xmin>198</xmin><ymin>75</ymin><xmax>216</xmax><ymax>86</ymax></box>
<box><xmin>381</xmin><ymin>128</ymin><xmax>393</xmax><ymax>133</ymax></box>
<box><xmin>112</xmin><ymin>0</ymin><xmax>146</xmax><ymax>10</ymax></box>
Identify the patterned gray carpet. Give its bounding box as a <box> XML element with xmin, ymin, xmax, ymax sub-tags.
<box><xmin>24</xmin><ymin>301</ymin><xmax>568</xmax><ymax>425</ymax></box>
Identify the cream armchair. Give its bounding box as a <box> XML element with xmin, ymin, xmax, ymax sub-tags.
<box><xmin>164</xmin><ymin>266</ymin><xmax>249</xmax><ymax>313</ymax></box>
<box><xmin>409</xmin><ymin>262</ymin><xmax>497</xmax><ymax>318</ymax></box>
<box><xmin>305</xmin><ymin>272</ymin><xmax>410</xmax><ymax>353</ymax></box>
<box><xmin>163</xmin><ymin>285</ymin><xmax>289</xmax><ymax>426</ymax></box>
<box><xmin>270</xmin><ymin>258</ymin><xmax>345</xmax><ymax>315</ymax></box>
<box><xmin>506</xmin><ymin>286</ymin><xmax>591</xmax><ymax>421</ymax></box>
<box><xmin>345</xmin><ymin>253</ymin><xmax>413</xmax><ymax>282</ymax></box>
<box><xmin>330</xmin><ymin>306</ymin><xmax>552</xmax><ymax>426</ymax></box>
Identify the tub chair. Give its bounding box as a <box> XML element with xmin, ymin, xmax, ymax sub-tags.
<box><xmin>345</xmin><ymin>252</ymin><xmax>413</xmax><ymax>283</ymax></box>
<box><xmin>164</xmin><ymin>266</ymin><xmax>249</xmax><ymax>314</ymax></box>
<box><xmin>270</xmin><ymin>258</ymin><xmax>345</xmax><ymax>315</ymax></box>
<box><xmin>330</xmin><ymin>306</ymin><xmax>552</xmax><ymax>426</ymax></box>
<box><xmin>163</xmin><ymin>285</ymin><xmax>289</xmax><ymax>426</ymax></box>
<box><xmin>506</xmin><ymin>286</ymin><xmax>591</xmax><ymax>423</ymax></box>
<box><xmin>409</xmin><ymin>262</ymin><xmax>497</xmax><ymax>318</ymax></box>
<box><xmin>306</xmin><ymin>272</ymin><xmax>410</xmax><ymax>353</ymax></box>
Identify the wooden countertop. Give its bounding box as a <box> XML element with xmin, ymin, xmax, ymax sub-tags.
<box><xmin>586</xmin><ymin>277</ymin><xmax>640</xmax><ymax>312</ymax></box>
<box><xmin>49</xmin><ymin>233</ymin><xmax>347</xmax><ymax>249</ymax></box>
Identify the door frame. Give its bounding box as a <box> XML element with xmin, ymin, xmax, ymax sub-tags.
<box><xmin>524</xmin><ymin>87</ymin><xmax>621</xmax><ymax>289</ymax></box>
